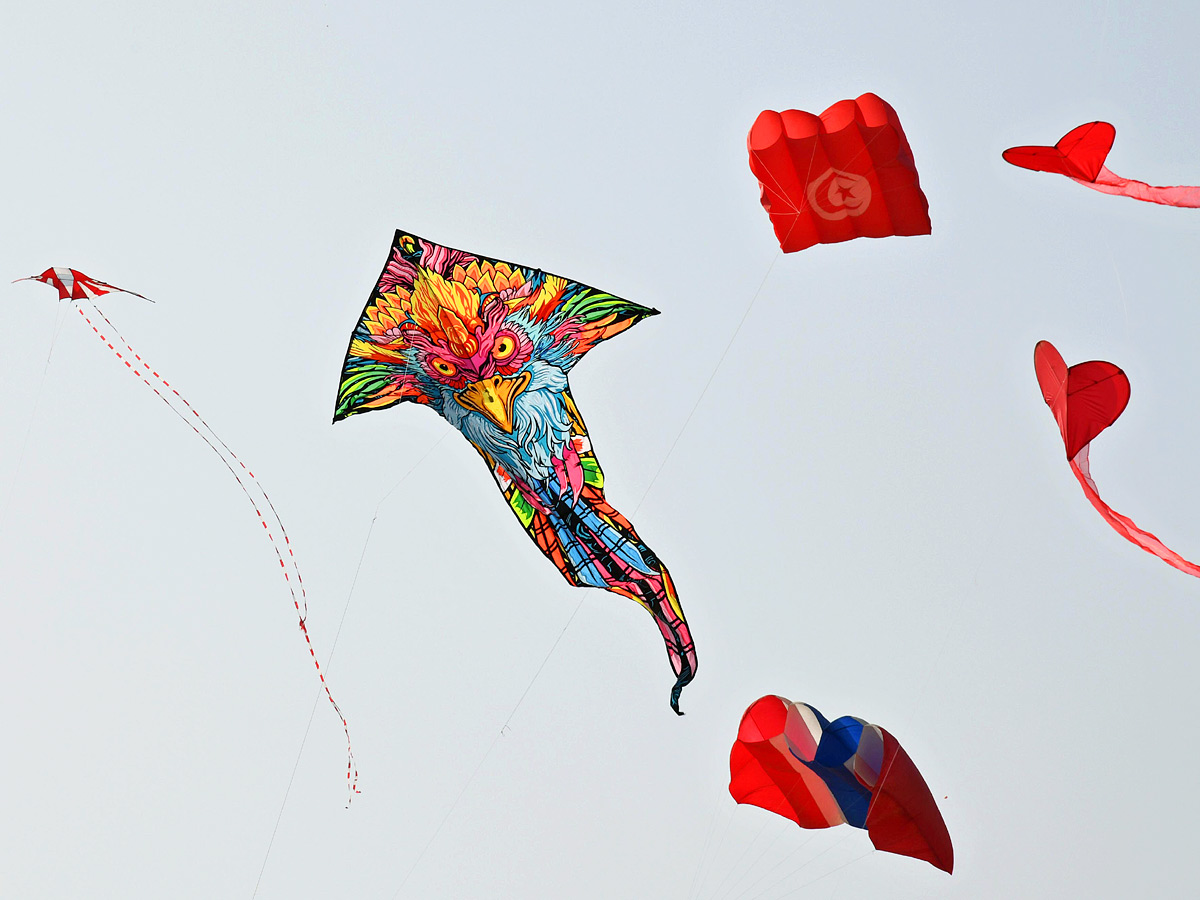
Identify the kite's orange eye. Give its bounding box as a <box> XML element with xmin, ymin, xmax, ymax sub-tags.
<box><xmin>431</xmin><ymin>358</ymin><xmax>457</xmax><ymax>377</ymax></box>
<box><xmin>493</xmin><ymin>336</ymin><xmax>516</xmax><ymax>361</ymax></box>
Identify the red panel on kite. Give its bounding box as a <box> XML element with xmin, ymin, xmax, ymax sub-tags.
<box><xmin>1035</xmin><ymin>341</ymin><xmax>1200</xmax><ymax>577</ymax></box>
<box><xmin>747</xmin><ymin>93</ymin><xmax>931</xmax><ymax>253</ymax></box>
<box><xmin>729</xmin><ymin>695</ymin><xmax>953</xmax><ymax>873</ymax></box>
<box><xmin>1005</xmin><ymin>122</ymin><xmax>1200</xmax><ymax>207</ymax></box>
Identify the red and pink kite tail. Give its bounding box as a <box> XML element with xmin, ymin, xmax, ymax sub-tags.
<box><xmin>1072</xmin><ymin>168</ymin><xmax>1200</xmax><ymax>207</ymax></box>
<box><xmin>1035</xmin><ymin>339</ymin><xmax>1200</xmax><ymax>580</ymax></box>
<box><xmin>1005</xmin><ymin>121</ymin><xmax>1200</xmax><ymax>208</ymax></box>
<box><xmin>1070</xmin><ymin>446</ymin><xmax>1200</xmax><ymax>578</ymax></box>
<box><xmin>74</xmin><ymin>295</ymin><xmax>359</xmax><ymax>801</ymax></box>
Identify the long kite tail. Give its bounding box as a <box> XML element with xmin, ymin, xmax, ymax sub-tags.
<box><xmin>572</xmin><ymin>484</ymin><xmax>696</xmax><ymax>713</ymax></box>
<box><xmin>75</xmin><ymin>297</ymin><xmax>359</xmax><ymax>800</ymax></box>
<box><xmin>1073</xmin><ymin>167</ymin><xmax>1200</xmax><ymax>208</ymax></box>
<box><xmin>525</xmin><ymin>475</ymin><xmax>697</xmax><ymax>713</ymax></box>
<box><xmin>654</xmin><ymin>566</ymin><xmax>696</xmax><ymax>715</ymax></box>
<box><xmin>1071</xmin><ymin>445</ymin><xmax>1200</xmax><ymax>578</ymax></box>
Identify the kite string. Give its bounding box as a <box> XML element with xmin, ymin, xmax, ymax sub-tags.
<box><xmin>636</xmin><ymin>251</ymin><xmax>780</xmax><ymax>509</ymax></box>
<box><xmin>769</xmin><ymin>846</ymin><xmax>873</xmax><ymax>900</ymax></box>
<box><xmin>0</xmin><ymin>299</ymin><xmax>67</xmax><ymax>528</ymax></box>
<box><xmin>83</xmin><ymin>301</ymin><xmax>311</xmax><ymax>619</ymax></box>
<box><xmin>252</xmin><ymin>430</ymin><xmax>451</xmax><ymax>899</ymax></box>
<box><xmin>726</xmin><ymin>832</ymin><xmax>817</xmax><ymax>900</ymax></box>
<box><xmin>701</xmin><ymin>819</ymin><xmax>770</xmax><ymax>900</ymax></box>
<box><xmin>73</xmin><ymin>298</ymin><xmax>358</xmax><ymax>801</ymax></box>
<box><xmin>741</xmin><ymin>831</ymin><xmax>858</xmax><ymax>900</ymax></box>
<box><xmin>392</xmin><ymin>594</ymin><xmax>586</xmax><ymax>899</ymax></box>
<box><xmin>694</xmin><ymin>804</ymin><xmax>740</xmax><ymax>899</ymax></box>
<box><xmin>685</xmin><ymin>789</ymin><xmax>732</xmax><ymax>900</ymax></box>
<box><xmin>713</xmin><ymin>820</ymin><xmax>792</xmax><ymax>900</ymax></box>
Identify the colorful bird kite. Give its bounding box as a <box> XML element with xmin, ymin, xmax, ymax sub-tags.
<box><xmin>17</xmin><ymin>268</ymin><xmax>359</xmax><ymax>799</ymax></box>
<box><xmin>1035</xmin><ymin>340</ymin><xmax>1200</xmax><ymax>577</ymax></box>
<box><xmin>334</xmin><ymin>231</ymin><xmax>696</xmax><ymax>713</ymax></box>
<box><xmin>729</xmin><ymin>695</ymin><xmax>953</xmax><ymax>874</ymax></box>
<box><xmin>747</xmin><ymin>92</ymin><xmax>931</xmax><ymax>253</ymax></box>
<box><xmin>1004</xmin><ymin>122</ymin><xmax>1200</xmax><ymax>207</ymax></box>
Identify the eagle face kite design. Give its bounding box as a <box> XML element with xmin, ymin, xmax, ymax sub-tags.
<box><xmin>334</xmin><ymin>231</ymin><xmax>696</xmax><ymax>713</ymax></box>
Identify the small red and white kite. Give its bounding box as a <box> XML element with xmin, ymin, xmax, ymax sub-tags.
<box><xmin>14</xmin><ymin>267</ymin><xmax>152</xmax><ymax>302</ymax></box>
<box><xmin>1035</xmin><ymin>340</ymin><xmax>1200</xmax><ymax>577</ymax></box>
<box><xmin>17</xmin><ymin>267</ymin><xmax>359</xmax><ymax>800</ymax></box>
<box><xmin>1005</xmin><ymin>122</ymin><xmax>1200</xmax><ymax>208</ymax></box>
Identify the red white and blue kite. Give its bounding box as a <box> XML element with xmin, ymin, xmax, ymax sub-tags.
<box><xmin>729</xmin><ymin>695</ymin><xmax>953</xmax><ymax>873</ymax></box>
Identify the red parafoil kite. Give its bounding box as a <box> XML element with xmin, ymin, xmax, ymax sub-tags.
<box><xmin>729</xmin><ymin>695</ymin><xmax>953</xmax><ymax>873</ymax></box>
<box><xmin>1035</xmin><ymin>341</ymin><xmax>1200</xmax><ymax>577</ymax></box>
<box><xmin>747</xmin><ymin>93</ymin><xmax>931</xmax><ymax>253</ymax></box>
<box><xmin>1004</xmin><ymin>122</ymin><xmax>1200</xmax><ymax>207</ymax></box>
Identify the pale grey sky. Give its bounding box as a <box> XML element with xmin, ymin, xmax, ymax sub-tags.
<box><xmin>3</xmin><ymin>1</ymin><xmax>1200</xmax><ymax>897</ymax></box>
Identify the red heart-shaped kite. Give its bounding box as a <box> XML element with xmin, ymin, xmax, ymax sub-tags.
<box><xmin>1035</xmin><ymin>341</ymin><xmax>1200</xmax><ymax>577</ymax></box>
<box><xmin>1003</xmin><ymin>122</ymin><xmax>1115</xmax><ymax>183</ymax></box>
<box><xmin>1034</xmin><ymin>340</ymin><xmax>1129</xmax><ymax>460</ymax></box>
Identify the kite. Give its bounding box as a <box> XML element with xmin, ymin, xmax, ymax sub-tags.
<box><xmin>747</xmin><ymin>93</ymin><xmax>931</xmax><ymax>253</ymax></box>
<box><xmin>14</xmin><ymin>267</ymin><xmax>153</xmax><ymax>303</ymax></box>
<box><xmin>1004</xmin><ymin>122</ymin><xmax>1200</xmax><ymax>207</ymax></box>
<box><xmin>16</xmin><ymin>268</ymin><xmax>359</xmax><ymax>798</ymax></box>
<box><xmin>1035</xmin><ymin>340</ymin><xmax>1200</xmax><ymax>577</ymax></box>
<box><xmin>729</xmin><ymin>695</ymin><xmax>953</xmax><ymax>874</ymax></box>
<box><xmin>334</xmin><ymin>231</ymin><xmax>696</xmax><ymax>713</ymax></box>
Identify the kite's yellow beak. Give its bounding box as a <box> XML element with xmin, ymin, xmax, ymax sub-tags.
<box><xmin>455</xmin><ymin>372</ymin><xmax>531</xmax><ymax>433</ymax></box>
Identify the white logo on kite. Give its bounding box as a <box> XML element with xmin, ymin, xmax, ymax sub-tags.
<box><xmin>807</xmin><ymin>168</ymin><xmax>872</xmax><ymax>220</ymax></box>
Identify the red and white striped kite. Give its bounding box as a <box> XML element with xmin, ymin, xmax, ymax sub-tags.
<box><xmin>15</xmin><ymin>267</ymin><xmax>152</xmax><ymax>302</ymax></box>
<box><xmin>17</xmin><ymin>268</ymin><xmax>359</xmax><ymax>801</ymax></box>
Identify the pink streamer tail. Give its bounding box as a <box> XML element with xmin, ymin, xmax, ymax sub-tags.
<box><xmin>1073</xmin><ymin>166</ymin><xmax>1200</xmax><ymax>208</ymax></box>
<box><xmin>1071</xmin><ymin>445</ymin><xmax>1200</xmax><ymax>577</ymax></box>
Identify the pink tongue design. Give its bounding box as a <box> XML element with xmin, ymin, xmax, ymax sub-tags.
<box><xmin>551</xmin><ymin>444</ymin><xmax>584</xmax><ymax>505</ymax></box>
<box><xmin>563</xmin><ymin>441</ymin><xmax>584</xmax><ymax>504</ymax></box>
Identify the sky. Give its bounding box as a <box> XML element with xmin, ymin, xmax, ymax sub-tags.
<box><xmin>2</xmin><ymin>1</ymin><xmax>1200</xmax><ymax>897</ymax></box>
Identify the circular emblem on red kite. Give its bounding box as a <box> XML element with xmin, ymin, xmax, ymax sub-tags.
<box><xmin>807</xmin><ymin>168</ymin><xmax>872</xmax><ymax>220</ymax></box>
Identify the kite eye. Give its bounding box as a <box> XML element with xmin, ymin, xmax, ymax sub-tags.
<box><xmin>493</xmin><ymin>334</ymin><xmax>516</xmax><ymax>362</ymax></box>
<box><xmin>431</xmin><ymin>358</ymin><xmax>457</xmax><ymax>377</ymax></box>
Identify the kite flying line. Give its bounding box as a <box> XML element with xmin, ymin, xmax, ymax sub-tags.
<box><xmin>0</xmin><ymin>299</ymin><xmax>68</xmax><ymax>529</ymax></box>
<box><xmin>252</xmin><ymin>429</ymin><xmax>451</xmax><ymax>898</ymax></box>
